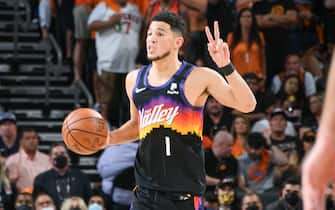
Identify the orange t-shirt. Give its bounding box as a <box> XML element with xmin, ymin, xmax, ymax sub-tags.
<box><xmin>232</xmin><ymin>137</ymin><xmax>245</xmax><ymax>158</ymax></box>
<box><xmin>227</xmin><ymin>32</ymin><xmax>265</xmax><ymax>78</ymax></box>
<box><xmin>75</xmin><ymin>0</ymin><xmax>87</xmax><ymax>6</ymax></box>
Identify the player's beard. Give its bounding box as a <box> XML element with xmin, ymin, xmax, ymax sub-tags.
<box><xmin>147</xmin><ymin>50</ymin><xmax>171</xmax><ymax>62</ymax></box>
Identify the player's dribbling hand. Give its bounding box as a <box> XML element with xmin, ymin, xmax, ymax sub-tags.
<box><xmin>302</xmin><ymin>140</ymin><xmax>335</xmax><ymax>210</ymax></box>
<box><xmin>205</xmin><ymin>21</ymin><xmax>231</xmax><ymax>68</ymax></box>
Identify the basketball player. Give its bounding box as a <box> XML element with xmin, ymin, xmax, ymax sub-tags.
<box><xmin>107</xmin><ymin>11</ymin><xmax>256</xmax><ymax>210</ymax></box>
<box><xmin>302</xmin><ymin>46</ymin><xmax>335</xmax><ymax>209</ymax></box>
<box><xmin>302</xmin><ymin>1</ymin><xmax>335</xmax><ymax>209</ymax></box>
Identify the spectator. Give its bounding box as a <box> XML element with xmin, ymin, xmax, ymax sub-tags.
<box><xmin>72</xmin><ymin>0</ymin><xmax>91</xmax><ymax>82</ymax></box>
<box><xmin>97</xmin><ymin>142</ymin><xmax>138</xmax><ymax>210</ymax></box>
<box><xmin>300</xmin><ymin>92</ymin><xmax>323</xmax><ymax>134</ymax></box>
<box><xmin>38</xmin><ymin>0</ymin><xmax>51</xmax><ymax>39</ymax></box>
<box><xmin>294</xmin><ymin>0</ymin><xmax>323</xmax><ymax>78</ymax></box>
<box><xmin>33</xmin><ymin>143</ymin><xmax>91</xmax><ymax>208</ymax></box>
<box><xmin>266</xmin><ymin>176</ymin><xmax>302</xmax><ymax>210</ymax></box>
<box><xmin>185</xmin><ymin>8</ymin><xmax>208</xmax><ymax>66</ymax></box>
<box><xmin>271</xmin><ymin>53</ymin><xmax>316</xmax><ymax>97</ymax></box>
<box><xmin>251</xmin><ymin>97</ymin><xmax>297</xmax><ymax>137</ymax></box>
<box><xmin>15</xmin><ymin>190</ymin><xmax>33</xmax><ymax>210</ymax></box>
<box><xmin>88</xmin><ymin>0</ymin><xmax>142</xmax><ymax>127</ymax></box>
<box><xmin>61</xmin><ymin>196</ymin><xmax>87</xmax><ymax>210</ymax></box>
<box><xmin>0</xmin><ymin>112</ymin><xmax>19</xmax><ymax>157</ymax></box>
<box><xmin>231</xmin><ymin>114</ymin><xmax>250</xmax><ymax>158</ymax></box>
<box><xmin>236</xmin><ymin>0</ymin><xmax>260</xmax><ymax>12</ymax></box>
<box><xmin>203</xmin><ymin>191</ymin><xmax>219</xmax><ymax>210</ymax></box>
<box><xmin>227</xmin><ymin>8</ymin><xmax>266</xmax><ymax>79</ymax></box>
<box><xmin>301</xmin><ymin>130</ymin><xmax>316</xmax><ymax>155</ymax></box>
<box><xmin>240</xmin><ymin>73</ymin><xmax>268</xmax><ymax>124</ymax></box>
<box><xmin>0</xmin><ymin>156</ymin><xmax>14</xmax><ymax>210</ymax></box>
<box><xmin>205</xmin><ymin>130</ymin><xmax>239</xmax><ymax>192</ymax></box>
<box><xmin>276</xmin><ymin>75</ymin><xmax>306</xmax><ymax>126</ymax></box>
<box><xmin>205</xmin><ymin>0</ymin><xmax>234</xmax><ymax>70</ymax></box>
<box><xmin>203</xmin><ymin>96</ymin><xmax>233</xmax><ymax>144</ymax></box>
<box><xmin>33</xmin><ymin>191</ymin><xmax>57</xmax><ymax>210</ymax></box>
<box><xmin>265</xmin><ymin>108</ymin><xmax>302</xmax><ymax>183</ymax></box>
<box><xmin>51</xmin><ymin>0</ymin><xmax>75</xmax><ymax>61</ymax></box>
<box><xmin>238</xmin><ymin>133</ymin><xmax>288</xmax><ymax>194</ymax></box>
<box><xmin>253</xmin><ymin>0</ymin><xmax>297</xmax><ymax>86</ymax></box>
<box><xmin>88</xmin><ymin>189</ymin><xmax>106</xmax><ymax>210</ymax></box>
<box><xmin>5</xmin><ymin>128</ymin><xmax>50</xmax><ymax>191</ymax></box>
<box><xmin>215</xmin><ymin>178</ymin><xmax>241</xmax><ymax>210</ymax></box>
<box><xmin>241</xmin><ymin>192</ymin><xmax>264</xmax><ymax>210</ymax></box>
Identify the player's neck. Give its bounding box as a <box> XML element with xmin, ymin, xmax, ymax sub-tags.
<box><xmin>151</xmin><ymin>55</ymin><xmax>181</xmax><ymax>76</ymax></box>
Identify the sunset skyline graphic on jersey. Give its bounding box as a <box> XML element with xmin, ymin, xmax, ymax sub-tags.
<box><xmin>138</xmin><ymin>96</ymin><xmax>203</xmax><ymax>140</ymax></box>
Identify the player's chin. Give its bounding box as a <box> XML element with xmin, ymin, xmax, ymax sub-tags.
<box><xmin>147</xmin><ymin>54</ymin><xmax>159</xmax><ymax>61</ymax></box>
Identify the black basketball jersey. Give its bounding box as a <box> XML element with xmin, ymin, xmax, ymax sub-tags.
<box><xmin>132</xmin><ymin>61</ymin><xmax>206</xmax><ymax>195</ymax></box>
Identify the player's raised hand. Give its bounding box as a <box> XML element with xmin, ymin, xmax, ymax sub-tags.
<box><xmin>205</xmin><ymin>21</ymin><xmax>231</xmax><ymax>68</ymax></box>
<box><xmin>302</xmin><ymin>141</ymin><xmax>335</xmax><ymax>210</ymax></box>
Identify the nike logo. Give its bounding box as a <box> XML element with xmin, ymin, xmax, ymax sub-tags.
<box><xmin>135</xmin><ymin>87</ymin><xmax>146</xmax><ymax>93</ymax></box>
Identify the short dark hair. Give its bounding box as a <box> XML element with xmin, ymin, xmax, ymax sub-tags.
<box><xmin>90</xmin><ymin>188</ymin><xmax>107</xmax><ymax>207</ymax></box>
<box><xmin>247</xmin><ymin>133</ymin><xmax>266</xmax><ymax>149</ymax></box>
<box><xmin>280</xmin><ymin>176</ymin><xmax>301</xmax><ymax>193</ymax></box>
<box><xmin>18</xmin><ymin>128</ymin><xmax>37</xmax><ymax>141</ymax></box>
<box><xmin>283</xmin><ymin>176</ymin><xmax>301</xmax><ymax>187</ymax></box>
<box><xmin>49</xmin><ymin>142</ymin><xmax>67</xmax><ymax>155</ymax></box>
<box><xmin>32</xmin><ymin>190</ymin><xmax>55</xmax><ymax>206</ymax></box>
<box><xmin>151</xmin><ymin>11</ymin><xmax>186</xmax><ymax>36</ymax></box>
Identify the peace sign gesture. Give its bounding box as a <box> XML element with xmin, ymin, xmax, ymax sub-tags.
<box><xmin>205</xmin><ymin>21</ymin><xmax>231</xmax><ymax>68</ymax></box>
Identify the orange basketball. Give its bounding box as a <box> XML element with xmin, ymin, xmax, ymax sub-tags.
<box><xmin>61</xmin><ymin>108</ymin><xmax>109</xmax><ymax>155</ymax></box>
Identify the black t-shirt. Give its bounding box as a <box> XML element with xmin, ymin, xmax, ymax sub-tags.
<box><xmin>203</xmin><ymin>108</ymin><xmax>233</xmax><ymax>138</ymax></box>
<box><xmin>206</xmin><ymin>0</ymin><xmax>234</xmax><ymax>40</ymax></box>
<box><xmin>302</xmin><ymin>114</ymin><xmax>319</xmax><ymax>131</ymax></box>
<box><xmin>252</xmin><ymin>0</ymin><xmax>296</xmax><ymax>46</ymax></box>
<box><xmin>205</xmin><ymin>149</ymin><xmax>239</xmax><ymax>183</ymax></box>
<box><xmin>271</xmin><ymin>135</ymin><xmax>303</xmax><ymax>159</ymax></box>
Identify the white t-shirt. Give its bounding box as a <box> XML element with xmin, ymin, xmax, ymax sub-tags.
<box><xmin>88</xmin><ymin>3</ymin><xmax>142</xmax><ymax>74</ymax></box>
<box><xmin>251</xmin><ymin>118</ymin><xmax>297</xmax><ymax>137</ymax></box>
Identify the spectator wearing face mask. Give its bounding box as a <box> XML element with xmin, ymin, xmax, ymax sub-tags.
<box><xmin>33</xmin><ymin>143</ymin><xmax>91</xmax><ymax>209</ymax></box>
<box><xmin>266</xmin><ymin>176</ymin><xmax>302</xmax><ymax>210</ymax></box>
<box><xmin>33</xmin><ymin>191</ymin><xmax>57</xmax><ymax>210</ymax></box>
<box><xmin>87</xmin><ymin>189</ymin><xmax>106</xmax><ymax>210</ymax></box>
<box><xmin>60</xmin><ymin>196</ymin><xmax>87</xmax><ymax>210</ymax></box>
<box><xmin>241</xmin><ymin>192</ymin><xmax>263</xmax><ymax>210</ymax></box>
<box><xmin>15</xmin><ymin>189</ymin><xmax>33</xmax><ymax>210</ymax></box>
<box><xmin>215</xmin><ymin>178</ymin><xmax>241</xmax><ymax>210</ymax></box>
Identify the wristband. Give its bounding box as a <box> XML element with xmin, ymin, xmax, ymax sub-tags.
<box><xmin>218</xmin><ymin>63</ymin><xmax>235</xmax><ymax>76</ymax></box>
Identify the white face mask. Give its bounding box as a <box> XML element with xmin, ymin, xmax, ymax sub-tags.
<box><xmin>88</xmin><ymin>203</ymin><xmax>103</xmax><ymax>210</ymax></box>
<box><xmin>41</xmin><ymin>207</ymin><xmax>54</xmax><ymax>210</ymax></box>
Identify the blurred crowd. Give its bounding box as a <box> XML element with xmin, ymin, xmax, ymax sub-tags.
<box><xmin>0</xmin><ymin>0</ymin><xmax>335</xmax><ymax>209</ymax></box>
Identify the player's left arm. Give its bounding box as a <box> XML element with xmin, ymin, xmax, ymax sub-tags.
<box><xmin>203</xmin><ymin>22</ymin><xmax>257</xmax><ymax>113</ymax></box>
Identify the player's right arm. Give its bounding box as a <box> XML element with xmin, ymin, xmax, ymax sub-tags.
<box><xmin>107</xmin><ymin>70</ymin><xmax>140</xmax><ymax>146</ymax></box>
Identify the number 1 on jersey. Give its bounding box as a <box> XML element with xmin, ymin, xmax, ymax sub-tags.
<box><xmin>165</xmin><ymin>136</ymin><xmax>171</xmax><ymax>156</ymax></box>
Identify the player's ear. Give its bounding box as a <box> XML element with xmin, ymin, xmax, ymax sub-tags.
<box><xmin>175</xmin><ymin>36</ymin><xmax>184</xmax><ymax>49</ymax></box>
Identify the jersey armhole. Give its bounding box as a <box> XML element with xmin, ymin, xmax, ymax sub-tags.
<box><xmin>179</xmin><ymin>66</ymin><xmax>203</xmax><ymax>111</ymax></box>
